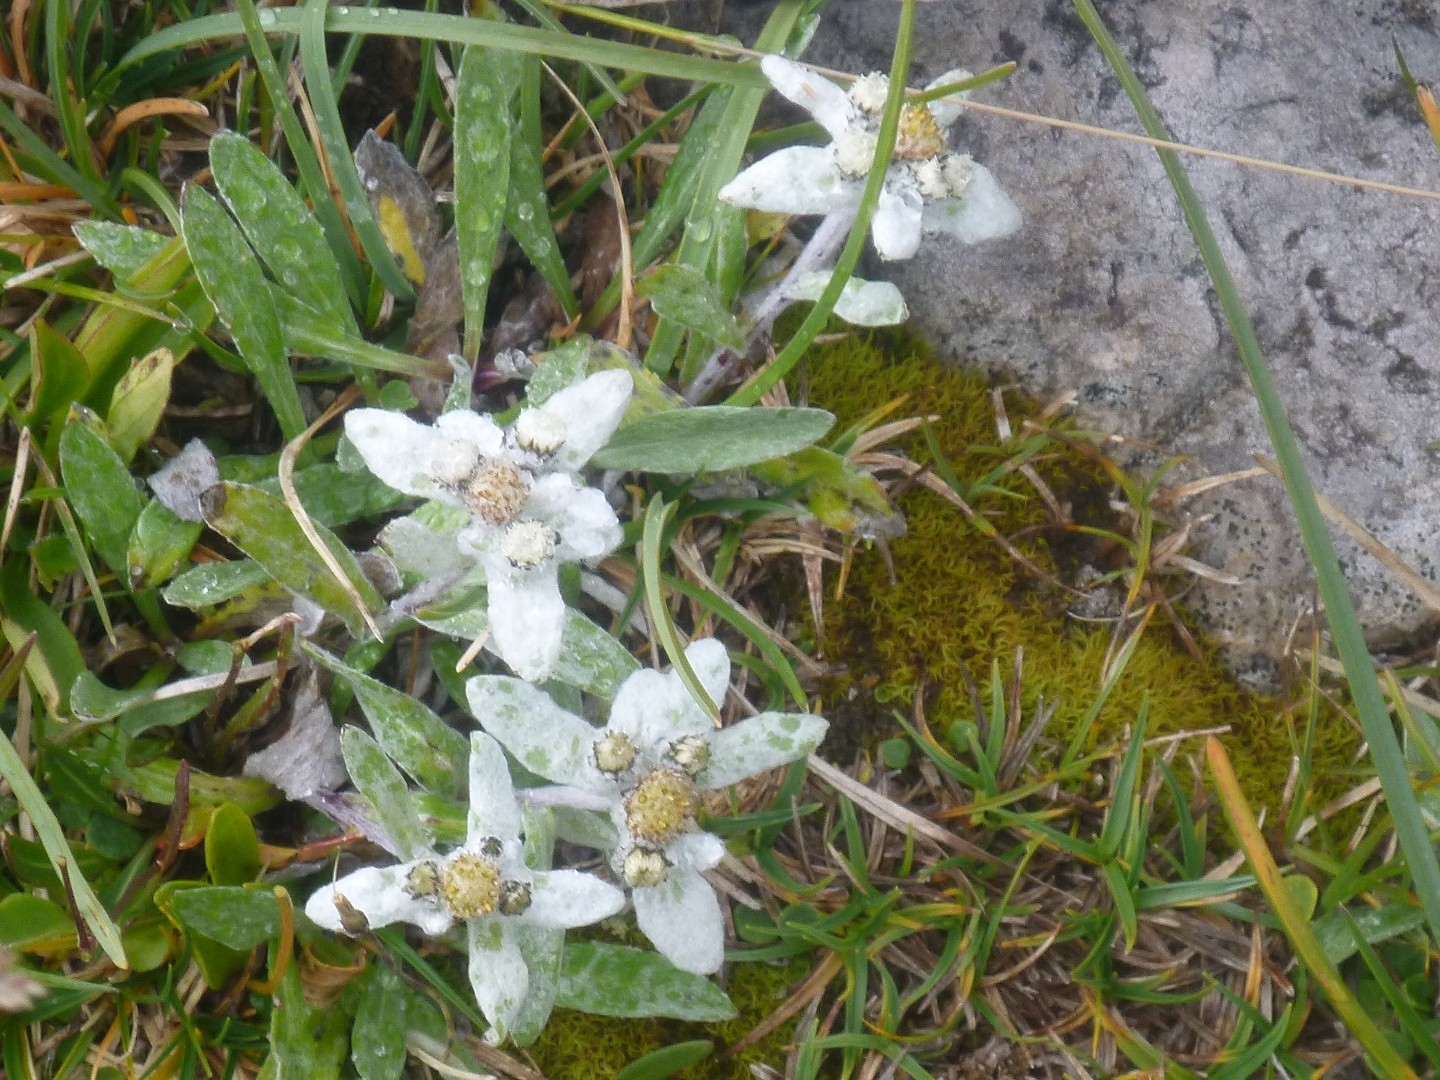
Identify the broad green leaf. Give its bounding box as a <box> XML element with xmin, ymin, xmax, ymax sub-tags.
<box><xmin>70</xmin><ymin>670</ymin><xmax>205</xmax><ymax>732</ymax></box>
<box><xmin>210</xmin><ymin>131</ymin><xmax>356</xmax><ymax>336</ymax></box>
<box><xmin>637</xmin><ymin>265</ymin><xmax>744</xmax><ymax>352</ymax></box>
<box><xmin>454</xmin><ymin>45</ymin><xmax>520</xmax><ymax>360</ymax></box>
<box><xmin>105</xmin><ymin>347</ymin><xmax>175</xmax><ymax>462</ymax></box>
<box><xmin>72</xmin><ymin>220</ymin><xmax>171</xmax><ymax>278</ymax></box>
<box><xmin>200</xmin><ymin>481</ymin><xmax>381</xmax><ymax>635</ymax></box>
<box><xmin>614</xmin><ymin>1041</ymin><xmax>714</xmax><ymax>1080</ymax></box>
<box><xmin>591</xmin><ymin>406</ymin><xmax>835</xmax><ymax>473</ymax></box>
<box><xmin>0</xmin><ymin>894</ymin><xmax>75</xmax><ymax>950</ymax></box>
<box><xmin>121</xmin><ymin>919</ymin><xmax>175</xmax><ymax>973</ymax></box>
<box><xmin>338</xmin><ymin>726</ymin><xmax>433</xmax><ymax>861</ymax></box>
<box><xmin>126</xmin><ymin>759</ymin><xmax>280</xmax><ymax>816</ymax></box>
<box><xmin>153</xmin><ymin>881</ymin><xmax>250</xmax><ymax>988</ymax></box>
<box><xmin>162</xmin><ymin>558</ymin><xmax>270</xmax><ymax>610</ymax></box>
<box><xmin>0</xmin><ymin>727</ymin><xmax>128</xmax><ymax>967</ymax></box>
<box><xmin>29</xmin><ymin>320</ymin><xmax>90</xmax><ymax>427</ymax></box>
<box><xmin>59</xmin><ymin>413</ymin><xmax>145</xmax><ymax>575</ymax></box>
<box><xmin>1</xmin><ymin>557</ymin><xmax>83</xmax><ymax>711</ymax></box>
<box><xmin>127</xmin><ymin>498</ymin><xmax>203</xmax><ymax>589</ymax></box>
<box><xmin>353</xmin><ymin>964</ymin><xmax>410</xmax><ymax>1080</ymax></box>
<box><xmin>255</xmin><ymin>462</ymin><xmax>406</xmax><ymax>528</ymax></box>
<box><xmin>1314</xmin><ymin>903</ymin><xmax>1427</xmax><ymax>966</ymax></box>
<box><xmin>166</xmin><ymin>886</ymin><xmax>281</xmax><ymax>951</ymax></box>
<box><xmin>306</xmin><ymin>643</ymin><xmax>468</xmax><ymax>798</ymax></box>
<box><xmin>205</xmin><ymin>803</ymin><xmax>261</xmax><ymax>886</ymax></box>
<box><xmin>180</xmin><ymin>185</ymin><xmax>307</xmax><ymax>440</ymax></box>
<box><xmin>555</xmin><ymin>942</ymin><xmax>736</xmax><ymax>1021</ymax></box>
<box><xmin>257</xmin><ymin>963</ymin><xmax>347</xmax><ymax>1079</ymax></box>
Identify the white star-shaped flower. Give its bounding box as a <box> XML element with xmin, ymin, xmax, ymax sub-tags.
<box><xmin>344</xmin><ymin>370</ymin><xmax>632</xmax><ymax>680</ymax></box>
<box><xmin>306</xmin><ymin>732</ymin><xmax>626</xmax><ymax>1043</ymax></box>
<box><xmin>718</xmin><ymin>56</ymin><xmax>1022</xmax><ymax>261</ymax></box>
<box><xmin>466</xmin><ymin>639</ymin><xmax>828</xmax><ymax>975</ymax></box>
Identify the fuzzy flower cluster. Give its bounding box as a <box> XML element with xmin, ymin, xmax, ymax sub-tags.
<box><xmin>719</xmin><ymin>56</ymin><xmax>1021</xmax><ymax>260</ymax></box>
<box><xmin>343</xmin><ymin>370</ymin><xmax>632</xmax><ymax>681</ymax></box>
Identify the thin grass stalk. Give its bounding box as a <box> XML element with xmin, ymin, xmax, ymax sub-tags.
<box><xmin>1206</xmin><ymin>737</ymin><xmax>1418</xmax><ymax>1079</ymax></box>
<box><xmin>1070</xmin><ymin>0</ymin><xmax>1440</xmax><ymax>947</ymax></box>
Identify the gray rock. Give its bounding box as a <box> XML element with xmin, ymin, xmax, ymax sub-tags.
<box><xmin>724</xmin><ymin>0</ymin><xmax>1440</xmax><ymax>683</ymax></box>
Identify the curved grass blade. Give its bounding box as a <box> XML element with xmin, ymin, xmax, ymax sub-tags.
<box><xmin>508</xmin><ymin>57</ymin><xmax>578</xmax><ymax>320</ymax></box>
<box><xmin>1207</xmin><ymin>736</ymin><xmax>1418</xmax><ymax>1079</ymax></box>
<box><xmin>1070</xmin><ymin>0</ymin><xmax>1440</xmax><ymax>951</ymax></box>
<box><xmin>119</xmin><ymin>8</ymin><xmax>771</xmax><ymax>90</ymax></box>
<box><xmin>0</xmin><ymin>731</ymin><xmax>128</xmax><ymax>968</ymax></box>
<box><xmin>233</xmin><ymin>0</ymin><xmax>364</xmax><ymax>309</ymax></box>
<box><xmin>640</xmin><ymin>495</ymin><xmax>718</xmax><ymax>721</ymax></box>
<box><xmin>299</xmin><ymin>0</ymin><xmax>414</xmax><ymax>301</ymax></box>
<box><xmin>726</xmin><ymin>0</ymin><xmax>920</xmax><ymax>405</ymax></box>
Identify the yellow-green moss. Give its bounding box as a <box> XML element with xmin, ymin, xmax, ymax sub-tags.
<box><xmin>801</xmin><ymin>331</ymin><xmax>1361</xmax><ymax>811</ymax></box>
<box><xmin>528</xmin><ymin>957</ymin><xmax>809</xmax><ymax>1079</ymax></box>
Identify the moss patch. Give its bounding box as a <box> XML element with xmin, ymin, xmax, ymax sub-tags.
<box><xmin>527</xmin><ymin>957</ymin><xmax>808</xmax><ymax>1079</ymax></box>
<box><xmin>802</xmin><ymin>331</ymin><xmax>1361</xmax><ymax>811</ymax></box>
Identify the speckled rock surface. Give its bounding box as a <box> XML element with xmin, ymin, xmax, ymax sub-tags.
<box><xmin>722</xmin><ymin>0</ymin><xmax>1440</xmax><ymax>684</ymax></box>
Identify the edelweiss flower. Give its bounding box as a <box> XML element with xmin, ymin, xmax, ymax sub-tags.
<box><xmin>466</xmin><ymin>639</ymin><xmax>828</xmax><ymax>974</ymax></box>
<box><xmin>306</xmin><ymin>732</ymin><xmax>625</xmax><ymax>1042</ymax></box>
<box><xmin>718</xmin><ymin>55</ymin><xmax>1021</xmax><ymax>260</ymax></box>
<box><xmin>344</xmin><ymin>370</ymin><xmax>632</xmax><ymax>680</ymax></box>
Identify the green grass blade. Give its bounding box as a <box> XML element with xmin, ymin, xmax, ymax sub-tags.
<box><xmin>0</xmin><ymin>732</ymin><xmax>128</xmax><ymax>968</ymax></box>
<box><xmin>1208</xmin><ymin>736</ymin><xmax>1419</xmax><ymax>1079</ymax></box>
<box><xmin>507</xmin><ymin>57</ymin><xmax>579</xmax><ymax>320</ymax></box>
<box><xmin>118</xmin><ymin>8</ymin><xmax>770</xmax><ymax>89</ymax></box>
<box><xmin>640</xmin><ymin>495</ymin><xmax>718</xmax><ymax>720</ymax></box>
<box><xmin>298</xmin><ymin>0</ymin><xmax>413</xmax><ymax>301</ymax></box>
<box><xmin>1070</xmin><ymin>0</ymin><xmax>1440</xmax><ymax>949</ymax></box>
<box><xmin>233</xmin><ymin>0</ymin><xmax>365</xmax><ymax>309</ymax></box>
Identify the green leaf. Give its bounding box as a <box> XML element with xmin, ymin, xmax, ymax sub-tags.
<box><xmin>180</xmin><ymin>185</ymin><xmax>307</xmax><ymax>441</ymax></box>
<box><xmin>0</xmin><ymin>557</ymin><xmax>84</xmax><ymax>712</ymax></box>
<box><xmin>305</xmin><ymin>643</ymin><xmax>468</xmax><ymax>798</ymax></box>
<box><xmin>200</xmin><ymin>482</ymin><xmax>381</xmax><ymax>635</ymax></box>
<box><xmin>259</xmin><ymin>960</ymin><xmax>349</xmax><ymax>1080</ymax></box>
<box><xmin>1314</xmin><ymin>903</ymin><xmax>1427</xmax><ymax>966</ymax></box>
<box><xmin>29</xmin><ymin>320</ymin><xmax>91</xmax><ymax>427</ymax></box>
<box><xmin>454</xmin><ymin>44</ymin><xmax>520</xmax><ymax>360</ymax></box>
<box><xmin>0</xmin><ymin>893</ymin><xmax>74</xmax><ymax>950</ymax></box>
<box><xmin>106</xmin><ymin>347</ymin><xmax>175</xmax><ymax>463</ymax></box>
<box><xmin>338</xmin><ymin>727</ymin><xmax>433</xmax><ymax>862</ymax></box>
<box><xmin>637</xmin><ymin>265</ymin><xmax>744</xmax><ymax>352</ymax></box>
<box><xmin>167</xmin><ymin>886</ymin><xmax>281</xmax><ymax>951</ymax></box>
<box><xmin>59</xmin><ymin>413</ymin><xmax>145</xmax><ymax>575</ymax></box>
<box><xmin>614</xmin><ymin>1041</ymin><xmax>714</xmax><ymax>1080</ymax></box>
<box><xmin>205</xmin><ymin>803</ymin><xmax>261</xmax><ymax>887</ymax></box>
<box><xmin>126</xmin><ymin>498</ymin><xmax>202</xmax><ymax>589</ymax></box>
<box><xmin>255</xmin><ymin>462</ymin><xmax>405</xmax><ymax>528</ymax></box>
<box><xmin>555</xmin><ymin>942</ymin><xmax>736</xmax><ymax>1021</ymax></box>
<box><xmin>592</xmin><ymin>406</ymin><xmax>835</xmax><ymax>473</ymax></box>
<box><xmin>353</xmin><ymin>964</ymin><xmax>410</xmax><ymax>1080</ymax></box>
<box><xmin>0</xmin><ymin>727</ymin><xmax>128</xmax><ymax>968</ymax></box>
<box><xmin>162</xmin><ymin>558</ymin><xmax>270</xmax><ymax>610</ymax></box>
<box><xmin>72</xmin><ymin>220</ymin><xmax>171</xmax><ymax>278</ymax></box>
<box><xmin>70</xmin><ymin>670</ymin><xmax>211</xmax><ymax>733</ymax></box>
<box><xmin>210</xmin><ymin>131</ymin><xmax>357</xmax><ymax>337</ymax></box>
